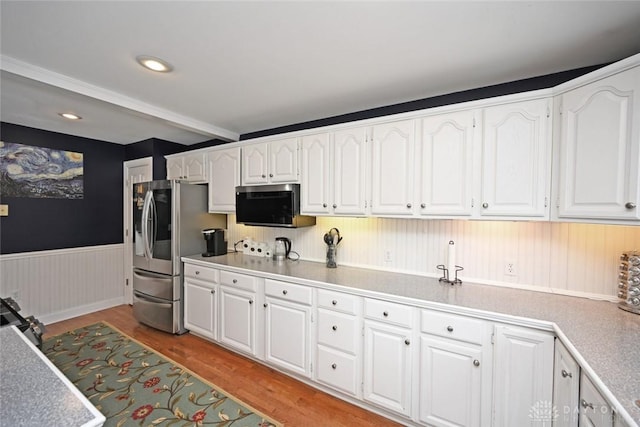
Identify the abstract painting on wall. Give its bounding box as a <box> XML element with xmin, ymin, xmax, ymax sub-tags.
<box><xmin>0</xmin><ymin>141</ymin><xmax>84</xmax><ymax>199</ymax></box>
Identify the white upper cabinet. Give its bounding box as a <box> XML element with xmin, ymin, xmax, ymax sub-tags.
<box><xmin>301</xmin><ymin>132</ymin><xmax>332</xmax><ymax>215</ymax></box>
<box><xmin>208</xmin><ymin>147</ymin><xmax>241</xmax><ymax>213</ymax></box>
<box><xmin>166</xmin><ymin>151</ymin><xmax>208</xmax><ymax>183</ymax></box>
<box><xmin>371</xmin><ymin>119</ymin><xmax>416</xmax><ymax>216</ymax></box>
<box><xmin>241</xmin><ymin>137</ymin><xmax>299</xmax><ymax>185</ymax></box>
<box><xmin>418</xmin><ymin>110</ymin><xmax>476</xmax><ymax>217</ymax></box>
<box><xmin>554</xmin><ymin>65</ymin><xmax>640</xmax><ymax>222</ymax></box>
<box><xmin>480</xmin><ymin>98</ymin><xmax>552</xmax><ymax>219</ymax></box>
<box><xmin>333</xmin><ymin>126</ymin><xmax>369</xmax><ymax>215</ymax></box>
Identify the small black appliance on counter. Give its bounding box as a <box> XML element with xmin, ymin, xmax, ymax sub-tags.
<box><xmin>202</xmin><ymin>228</ymin><xmax>227</xmax><ymax>257</ymax></box>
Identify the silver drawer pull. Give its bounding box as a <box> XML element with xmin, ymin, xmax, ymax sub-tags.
<box><xmin>263</xmin><ymin>303</ymin><xmax>268</xmax><ymax>308</ymax></box>
<box><xmin>482</xmin><ymin>202</ymin><xmax>489</xmax><ymax>209</ymax></box>
<box><xmin>331</xmin><ymin>363</ymin><xmax>337</xmax><ymax>369</ymax></box>
<box><xmin>282</xmin><ymin>290</ymin><xmax>288</xmax><ymax>295</ymax></box>
<box><xmin>383</xmin><ymin>311</ymin><xmax>389</xmax><ymax>317</ymax></box>
<box><xmin>195</xmin><ymin>271</ymin><xmax>200</xmax><ymax>275</ymax></box>
<box><xmin>232</xmin><ymin>279</ymin><xmax>238</xmax><ymax>284</ymax></box>
<box><xmin>561</xmin><ymin>369</ymin><xmax>572</xmax><ymax>378</ymax></box>
<box><xmin>210</xmin><ymin>290</ymin><xmax>215</xmax><ymax>294</ymax></box>
<box><xmin>332</xmin><ymin>300</ymin><xmax>338</xmax><ymax>305</ymax></box>
<box><xmin>248</xmin><ymin>300</ymin><xmax>253</xmax><ymax>305</ymax></box>
<box><xmin>446</xmin><ymin>325</ymin><xmax>454</xmax><ymax>332</ymax></box>
<box><xmin>473</xmin><ymin>359</ymin><xmax>480</xmax><ymax>367</ymax></box>
<box><xmin>581</xmin><ymin>399</ymin><xmax>594</xmax><ymax>410</ymax></box>
<box><xmin>626</xmin><ymin>202</ymin><xmax>636</xmax><ymax>209</ymax></box>
<box><xmin>332</xmin><ymin>325</ymin><xmax>338</xmax><ymax>331</ymax></box>
<box><xmin>404</xmin><ymin>339</ymin><xmax>410</xmax><ymax>345</ymax></box>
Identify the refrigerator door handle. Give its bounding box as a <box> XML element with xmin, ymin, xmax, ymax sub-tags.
<box><xmin>141</xmin><ymin>190</ymin><xmax>153</xmax><ymax>260</ymax></box>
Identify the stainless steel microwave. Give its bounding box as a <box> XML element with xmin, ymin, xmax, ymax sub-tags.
<box><xmin>235</xmin><ymin>184</ymin><xmax>316</xmax><ymax>228</ymax></box>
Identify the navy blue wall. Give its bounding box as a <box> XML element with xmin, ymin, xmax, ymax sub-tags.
<box><xmin>0</xmin><ymin>123</ymin><xmax>125</xmax><ymax>254</ymax></box>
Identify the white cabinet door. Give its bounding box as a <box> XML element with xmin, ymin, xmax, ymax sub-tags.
<box><xmin>183</xmin><ymin>152</ymin><xmax>207</xmax><ymax>182</ymax></box>
<box><xmin>184</xmin><ymin>279</ymin><xmax>217</xmax><ymax>340</ymax></box>
<box><xmin>363</xmin><ymin>320</ymin><xmax>412</xmax><ymax>417</ymax></box>
<box><xmin>553</xmin><ymin>340</ymin><xmax>580</xmax><ymax>427</ymax></box>
<box><xmin>579</xmin><ymin>373</ymin><xmax>613</xmax><ymax>427</ymax></box>
<box><xmin>301</xmin><ymin>132</ymin><xmax>332</xmax><ymax>215</ymax></box>
<box><xmin>166</xmin><ymin>157</ymin><xmax>184</xmax><ymax>180</ymax></box>
<box><xmin>556</xmin><ymin>66</ymin><xmax>640</xmax><ymax>221</ymax></box>
<box><xmin>242</xmin><ymin>143</ymin><xmax>269</xmax><ymax>185</ymax></box>
<box><xmin>419</xmin><ymin>110</ymin><xmax>476</xmax><ymax>216</ymax></box>
<box><xmin>269</xmin><ymin>137</ymin><xmax>299</xmax><ymax>183</ymax></box>
<box><xmin>481</xmin><ymin>98</ymin><xmax>552</xmax><ymax>218</ymax></box>
<box><xmin>264</xmin><ymin>297</ymin><xmax>311</xmax><ymax>377</ymax></box>
<box><xmin>493</xmin><ymin>325</ymin><xmax>554</xmax><ymax>427</ymax></box>
<box><xmin>333</xmin><ymin>126</ymin><xmax>369</xmax><ymax>215</ymax></box>
<box><xmin>208</xmin><ymin>147</ymin><xmax>240</xmax><ymax>213</ymax></box>
<box><xmin>219</xmin><ymin>285</ymin><xmax>256</xmax><ymax>356</ymax></box>
<box><xmin>418</xmin><ymin>335</ymin><xmax>483</xmax><ymax>427</ymax></box>
<box><xmin>371</xmin><ymin>119</ymin><xmax>415</xmax><ymax>216</ymax></box>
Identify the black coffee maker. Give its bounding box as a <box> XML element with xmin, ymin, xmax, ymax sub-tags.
<box><xmin>202</xmin><ymin>228</ymin><xmax>227</xmax><ymax>257</ymax></box>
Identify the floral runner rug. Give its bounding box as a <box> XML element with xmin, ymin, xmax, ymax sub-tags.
<box><xmin>42</xmin><ymin>322</ymin><xmax>280</xmax><ymax>427</ymax></box>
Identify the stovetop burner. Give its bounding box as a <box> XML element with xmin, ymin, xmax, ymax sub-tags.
<box><xmin>0</xmin><ymin>297</ymin><xmax>45</xmax><ymax>348</ymax></box>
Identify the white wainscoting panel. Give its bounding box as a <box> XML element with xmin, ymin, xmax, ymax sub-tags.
<box><xmin>226</xmin><ymin>216</ymin><xmax>640</xmax><ymax>301</ymax></box>
<box><xmin>0</xmin><ymin>244</ymin><xmax>125</xmax><ymax>324</ymax></box>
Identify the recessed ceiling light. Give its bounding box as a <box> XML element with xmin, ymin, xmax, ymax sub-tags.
<box><xmin>59</xmin><ymin>112</ymin><xmax>82</xmax><ymax>120</ymax></box>
<box><xmin>136</xmin><ymin>55</ymin><xmax>173</xmax><ymax>73</ymax></box>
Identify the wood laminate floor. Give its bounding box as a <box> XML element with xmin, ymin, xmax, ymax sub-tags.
<box><xmin>44</xmin><ymin>305</ymin><xmax>402</xmax><ymax>427</ymax></box>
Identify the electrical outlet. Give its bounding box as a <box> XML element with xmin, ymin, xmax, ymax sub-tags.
<box><xmin>505</xmin><ymin>261</ymin><xmax>517</xmax><ymax>276</ymax></box>
<box><xmin>384</xmin><ymin>250</ymin><xmax>393</xmax><ymax>263</ymax></box>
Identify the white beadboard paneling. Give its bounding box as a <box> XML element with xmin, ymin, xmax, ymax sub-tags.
<box><xmin>226</xmin><ymin>215</ymin><xmax>640</xmax><ymax>300</ymax></box>
<box><xmin>0</xmin><ymin>244</ymin><xmax>125</xmax><ymax>322</ymax></box>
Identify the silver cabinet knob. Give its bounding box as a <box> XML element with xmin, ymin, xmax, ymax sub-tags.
<box><xmin>232</xmin><ymin>279</ymin><xmax>237</xmax><ymax>284</ymax></box>
<box><xmin>261</xmin><ymin>174</ymin><xmax>266</xmax><ymax>178</ymax></box>
<box><xmin>473</xmin><ymin>359</ymin><xmax>480</xmax><ymax>367</ymax></box>
<box><xmin>482</xmin><ymin>202</ymin><xmax>489</xmax><ymax>209</ymax></box>
<box><xmin>282</xmin><ymin>290</ymin><xmax>288</xmax><ymax>295</ymax></box>
<box><xmin>420</xmin><ymin>203</ymin><xmax>426</xmax><ymax>208</ymax></box>
<box><xmin>210</xmin><ymin>290</ymin><xmax>215</xmax><ymax>294</ymax></box>
<box><xmin>446</xmin><ymin>326</ymin><xmax>454</xmax><ymax>332</ymax></box>
<box><xmin>561</xmin><ymin>369</ymin><xmax>572</xmax><ymax>378</ymax></box>
<box><xmin>332</xmin><ymin>325</ymin><xmax>338</xmax><ymax>331</ymax></box>
<box><xmin>406</xmin><ymin>203</ymin><xmax>412</xmax><ymax>208</ymax></box>
<box><xmin>331</xmin><ymin>363</ymin><xmax>337</xmax><ymax>369</ymax></box>
<box><xmin>626</xmin><ymin>202</ymin><xmax>637</xmax><ymax>209</ymax></box>
<box><xmin>269</xmin><ymin>173</ymin><xmax>274</xmax><ymax>178</ymax></box>
<box><xmin>383</xmin><ymin>311</ymin><xmax>389</xmax><ymax>317</ymax></box>
<box><xmin>333</xmin><ymin>203</ymin><xmax>337</xmax><ymax>209</ymax></box>
<box><xmin>248</xmin><ymin>300</ymin><xmax>253</xmax><ymax>305</ymax></box>
<box><xmin>263</xmin><ymin>303</ymin><xmax>268</xmax><ymax>308</ymax></box>
<box><xmin>404</xmin><ymin>339</ymin><xmax>411</xmax><ymax>345</ymax></box>
<box><xmin>195</xmin><ymin>270</ymin><xmax>200</xmax><ymax>275</ymax></box>
<box><xmin>323</xmin><ymin>203</ymin><xmax>327</xmax><ymax>208</ymax></box>
<box><xmin>332</xmin><ymin>300</ymin><xmax>338</xmax><ymax>306</ymax></box>
<box><xmin>581</xmin><ymin>399</ymin><xmax>594</xmax><ymax>410</ymax></box>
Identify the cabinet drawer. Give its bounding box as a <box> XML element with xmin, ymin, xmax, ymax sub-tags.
<box><xmin>317</xmin><ymin>289</ymin><xmax>360</xmax><ymax>315</ymax></box>
<box><xmin>317</xmin><ymin>309</ymin><xmax>360</xmax><ymax>354</ymax></box>
<box><xmin>316</xmin><ymin>345</ymin><xmax>359</xmax><ymax>397</ymax></box>
<box><xmin>421</xmin><ymin>310</ymin><xmax>486</xmax><ymax>345</ymax></box>
<box><xmin>580</xmin><ymin>373</ymin><xmax>613</xmax><ymax>427</ymax></box>
<box><xmin>219</xmin><ymin>270</ymin><xmax>257</xmax><ymax>292</ymax></box>
<box><xmin>364</xmin><ymin>298</ymin><xmax>413</xmax><ymax>328</ymax></box>
<box><xmin>265</xmin><ymin>279</ymin><xmax>312</xmax><ymax>305</ymax></box>
<box><xmin>184</xmin><ymin>263</ymin><xmax>218</xmax><ymax>282</ymax></box>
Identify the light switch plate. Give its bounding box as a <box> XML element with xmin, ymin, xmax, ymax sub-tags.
<box><xmin>0</xmin><ymin>204</ymin><xmax>8</xmax><ymax>216</ymax></box>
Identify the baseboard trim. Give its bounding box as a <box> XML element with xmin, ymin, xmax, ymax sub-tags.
<box><xmin>39</xmin><ymin>297</ymin><xmax>126</xmax><ymax>325</ymax></box>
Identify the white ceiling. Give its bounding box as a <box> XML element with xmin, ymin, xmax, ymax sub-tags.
<box><xmin>2</xmin><ymin>1</ymin><xmax>640</xmax><ymax>146</ymax></box>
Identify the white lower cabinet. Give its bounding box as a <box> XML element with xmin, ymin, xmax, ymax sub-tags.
<box><xmin>264</xmin><ymin>279</ymin><xmax>312</xmax><ymax>377</ymax></box>
<box><xmin>553</xmin><ymin>339</ymin><xmax>580</xmax><ymax>427</ymax></box>
<box><xmin>218</xmin><ymin>271</ymin><xmax>259</xmax><ymax>357</ymax></box>
<box><xmin>183</xmin><ymin>264</ymin><xmax>218</xmax><ymax>340</ymax></box>
<box><xmin>417</xmin><ymin>310</ymin><xmax>492</xmax><ymax>427</ymax></box>
<box><xmin>580</xmin><ymin>373</ymin><xmax>614</xmax><ymax>427</ymax></box>
<box><xmin>493</xmin><ymin>324</ymin><xmax>555</xmax><ymax>427</ymax></box>
<box><xmin>363</xmin><ymin>299</ymin><xmax>414</xmax><ymax>417</ymax></box>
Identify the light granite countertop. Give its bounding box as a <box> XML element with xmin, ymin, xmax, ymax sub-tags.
<box><xmin>0</xmin><ymin>326</ymin><xmax>105</xmax><ymax>427</ymax></box>
<box><xmin>183</xmin><ymin>252</ymin><xmax>640</xmax><ymax>425</ymax></box>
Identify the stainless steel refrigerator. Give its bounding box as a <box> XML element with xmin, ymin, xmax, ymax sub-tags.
<box><xmin>132</xmin><ymin>180</ymin><xmax>226</xmax><ymax>334</ymax></box>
